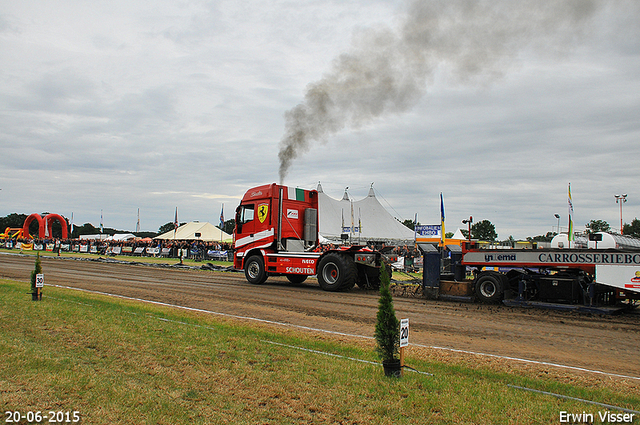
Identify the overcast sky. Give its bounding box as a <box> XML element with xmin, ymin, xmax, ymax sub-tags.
<box><xmin>1</xmin><ymin>0</ymin><xmax>639</xmax><ymax>239</ymax></box>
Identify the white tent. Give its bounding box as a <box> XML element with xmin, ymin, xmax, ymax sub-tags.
<box><xmin>317</xmin><ymin>183</ymin><xmax>415</xmax><ymax>243</ymax></box>
<box><xmin>452</xmin><ymin>228</ymin><xmax>466</xmax><ymax>240</ymax></box>
<box><xmin>110</xmin><ymin>233</ymin><xmax>136</xmax><ymax>241</ymax></box>
<box><xmin>155</xmin><ymin>221</ymin><xmax>232</xmax><ymax>242</ymax></box>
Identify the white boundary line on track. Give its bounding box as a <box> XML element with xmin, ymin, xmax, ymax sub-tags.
<box><xmin>52</xmin><ymin>284</ymin><xmax>640</xmax><ymax>382</ymax></box>
<box><xmin>508</xmin><ymin>385</ymin><xmax>640</xmax><ymax>415</ymax></box>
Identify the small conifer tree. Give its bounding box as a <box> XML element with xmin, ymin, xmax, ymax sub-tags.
<box><xmin>30</xmin><ymin>252</ymin><xmax>42</xmax><ymax>293</ymax></box>
<box><xmin>374</xmin><ymin>262</ymin><xmax>399</xmax><ymax>363</ymax></box>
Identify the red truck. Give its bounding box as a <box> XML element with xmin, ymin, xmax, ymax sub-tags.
<box><xmin>233</xmin><ymin>183</ymin><xmax>393</xmax><ymax>291</ymax></box>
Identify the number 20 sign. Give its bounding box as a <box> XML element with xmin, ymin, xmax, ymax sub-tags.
<box><xmin>400</xmin><ymin>318</ymin><xmax>409</xmax><ymax>348</ymax></box>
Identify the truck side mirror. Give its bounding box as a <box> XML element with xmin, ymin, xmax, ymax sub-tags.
<box><xmin>235</xmin><ymin>207</ymin><xmax>242</xmax><ymax>233</ymax></box>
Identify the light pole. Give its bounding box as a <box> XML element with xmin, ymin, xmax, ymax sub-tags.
<box><xmin>554</xmin><ymin>214</ymin><xmax>560</xmax><ymax>234</ymax></box>
<box><xmin>462</xmin><ymin>216</ymin><xmax>473</xmax><ymax>244</ymax></box>
<box><xmin>615</xmin><ymin>194</ymin><xmax>627</xmax><ymax>234</ymax></box>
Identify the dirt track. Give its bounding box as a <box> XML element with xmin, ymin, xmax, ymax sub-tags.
<box><xmin>2</xmin><ymin>253</ymin><xmax>639</xmax><ymax>380</ymax></box>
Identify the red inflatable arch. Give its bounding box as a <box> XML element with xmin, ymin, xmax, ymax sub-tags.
<box><xmin>22</xmin><ymin>214</ymin><xmax>44</xmax><ymax>238</ymax></box>
<box><xmin>22</xmin><ymin>213</ymin><xmax>68</xmax><ymax>239</ymax></box>
<box><xmin>44</xmin><ymin>214</ymin><xmax>68</xmax><ymax>239</ymax></box>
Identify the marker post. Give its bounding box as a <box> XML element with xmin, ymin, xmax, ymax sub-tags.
<box><xmin>399</xmin><ymin>318</ymin><xmax>409</xmax><ymax>376</ymax></box>
<box><xmin>33</xmin><ymin>273</ymin><xmax>44</xmax><ymax>301</ymax></box>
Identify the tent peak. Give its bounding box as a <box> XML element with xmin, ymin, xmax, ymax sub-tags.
<box><xmin>368</xmin><ymin>183</ymin><xmax>376</xmax><ymax>198</ymax></box>
<box><xmin>317</xmin><ymin>182</ymin><xmax>323</xmax><ymax>193</ymax></box>
<box><xmin>341</xmin><ymin>187</ymin><xmax>349</xmax><ymax>201</ymax></box>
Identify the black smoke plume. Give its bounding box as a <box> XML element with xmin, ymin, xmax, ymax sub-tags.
<box><xmin>278</xmin><ymin>0</ymin><xmax>608</xmax><ymax>183</ymax></box>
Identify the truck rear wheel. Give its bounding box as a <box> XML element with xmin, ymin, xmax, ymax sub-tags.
<box><xmin>475</xmin><ymin>272</ymin><xmax>504</xmax><ymax>304</ymax></box>
<box><xmin>318</xmin><ymin>253</ymin><xmax>357</xmax><ymax>292</ymax></box>
<box><xmin>286</xmin><ymin>275</ymin><xmax>307</xmax><ymax>284</ymax></box>
<box><xmin>244</xmin><ymin>255</ymin><xmax>267</xmax><ymax>285</ymax></box>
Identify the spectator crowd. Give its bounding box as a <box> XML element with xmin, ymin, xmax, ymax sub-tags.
<box><xmin>1</xmin><ymin>238</ymin><xmax>233</xmax><ymax>261</ymax></box>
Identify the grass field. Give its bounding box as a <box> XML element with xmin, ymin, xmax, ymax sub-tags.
<box><xmin>1</xmin><ymin>278</ymin><xmax>639</xmax><ymax>424</ymax></box>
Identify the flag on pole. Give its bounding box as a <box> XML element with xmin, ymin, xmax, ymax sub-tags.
<box><xmin>413</xmin><ymin>213</ymin><xmax>418</xmax><ymax>245</ymax></box>
<box><xmin>440</xmin><ymin>193</ymin><xmax>446</xmax><ymax>247</ymax></box>
<box><xmin>136</xmin><ymin>208</ymin><xmax>140</xmax><ymax>233</ymax></box>
<box><xmin>568</xmin><ymin>183</ymin><xmax>574</xmax><ymax>243</ymax></box>
<box><xmin>219</xmin><ymin>204</ymin><xmax>225</xmax><ymax>242</ymax></box>
<box><xmin>70</xmin><ymin>212</ymin><xmax>74</xmax><ymax>235</ymax></box>
<box><xmin>173</xmin><ymin>207</ymin><xmax>178</xmax><ymax>240</ymax></box>
<box><xmin>100</xmin><ymin>210</ymin><xmax>104</xmax><ymax>234</ymax></box>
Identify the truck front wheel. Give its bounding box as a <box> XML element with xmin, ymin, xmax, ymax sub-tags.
<box><xmin>244</xmin><ymin>255</ymin><xmax>267</xmax><ymax>284</ymax></box>
<box><xmin>317</xmin><ymin>253</ymin><xmax>357</xmax><ymax>291</ymax></box>
<box><xmin>475</xmin><ymin>273</ymin><xmax>504</xmax><ymax>304</ymax></box>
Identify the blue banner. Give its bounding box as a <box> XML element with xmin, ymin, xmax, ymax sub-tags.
<box><xmin>415</xmin><ymin>224</ymin><xmax>441</xmax><ymax>237</ymax></box>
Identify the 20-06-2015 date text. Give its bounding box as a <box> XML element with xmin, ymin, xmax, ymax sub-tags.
<box><xmin>5</xmin><ymin>411</ymin><xmax>80</xmax><ymax>423</ymax></box>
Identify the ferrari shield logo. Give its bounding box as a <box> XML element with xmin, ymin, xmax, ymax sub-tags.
<box><xmin>257</xmin><ymin>203</ymin><xmax>269</xmax><ymax>223</ymax></box>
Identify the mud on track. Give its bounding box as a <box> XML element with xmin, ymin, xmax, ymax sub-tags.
<box><xmin>2</xmin><ymin>253</ymin><xmax>639</xmax><ymax>381</ymax></box>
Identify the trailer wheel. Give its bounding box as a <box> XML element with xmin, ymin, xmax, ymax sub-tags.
<box><xmin>475</xmin><ymin>273</ymin><xmax>504</xmax><ymax>304</ymax></box>
<box><xmin>286</xmin><ymin>275</ymin><xmax>307</xmax><ymax>284</ymax></box>
<box><xmin>244</xmin><ymin>255</ymin><xmax>267</xmax><ymax>285</ymax></box>
<box><xmin>318</xmin><ymin>253</ymin><xmax>357</xmax><ymax>292</ymax></box>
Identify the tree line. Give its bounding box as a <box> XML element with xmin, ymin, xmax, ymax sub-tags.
<box><xmin>2</xmin><ymin>212</ymin><xmax>639</xmax><ymax>241</ymax></box>
<box><xmin>0</xmin><ymin>213</ymin><xmax>236</xmax><ymax>239</ymax></box>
